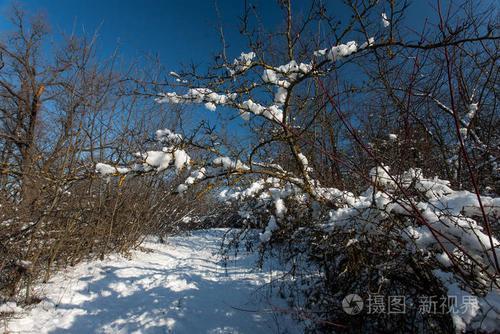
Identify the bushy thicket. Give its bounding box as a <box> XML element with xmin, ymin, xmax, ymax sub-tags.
<box><xmin>1</xmin><ymin>1</ymin><xmax>498</xmax><ymax>333</ymax></box>
<box><xmin>213</xmin><ymin>168</ymin><xmax>499</xmax><ymax>333</ymax></box>
<box><xmin>105</xmin><ymin>1</ymin><xmax>498</xmax><ymax>332</ymax></box>
<box><xmin>0</xmin><ymin>7</ymin><xmax>213</xmax><ymax>307</ymax></box>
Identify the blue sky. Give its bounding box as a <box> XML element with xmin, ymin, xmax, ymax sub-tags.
<box><xmin>1</xmin><ymin>0</ymin><xmax>489</xmax><ymax>145</ymax></box>
<box><xmin>0</xmin><ymin>1</ymin><xmax>438</xmax><ymax>133</ymax></box>
<box><xmin>0</xmin><ymin>0</ymin><xmax>496</xmax><ymax>154</ymax></box>
<box><xmin>0</xmin><ymin>0</ymin><xmax>449</xmax><ymax>71</ymax></box>
<box><xmin>1</xmin><ymin>0</ymin><xmax>496</xmax><ymax>76</ymax></box>
<box><xmin>0</xmin><ymin>0</ymin><xmax>284</xmax><ymax>69</ymax></box>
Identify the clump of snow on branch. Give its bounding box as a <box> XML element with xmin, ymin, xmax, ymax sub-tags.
<box><xmin>262</xmin><ymin>60</ymin><xmax>312</xmax><ymax>86</ymax></box>
<box><xmin>156</xmin><ymin>128</ymin><xmax>183</xmax><ymax>144</ymax></box>
<box><xmin>169</xmin><ymin>71</ymin><xmax>180</xmax><ymax>78</ymax></box>
<box><xmin>134</xmin><ymin>147</ymin><xmax>190</xmax><ymax>173</ymax></box>
<box><xmin>460</xmin><ymin>103</ymin><xmax>478</xmax><ymax>140</ymax></box>
<box><xmin>0</xmin><ymin>302</ymin><xmax>22</xmax><ymax>314</ymax></box>
<box><xmin>134</xmin><ymin>128</ymin><xmax>190</xmax><ymax>173</ymax></box>
<box><xmin>260</xmin><ymin>216</ymin><xmax>279</xmax><ymax>243</ymax></box>
<box><xmin>135</xmin><ymin>150</ymin><xmax>172</xmax><ymax>172</ymax></box>
<box><xmin>327</xmin><ymin>41</ymin><xmax>358</xmax><ymax>61</ymax></box>
<box><xmin>173</xmin><ymin>150</ymin><xmax>191</xmax><ymax>171</ymax></box>
<box><xmin>297</xmin><ymin>152</ymin><xmax>313</xmax><ymax>172</ymax></box>
<box><xmin>447</xmin><ymin>102</ymin><xmax>483</xmax><ymax>177</ymax></box>
<box><xmin>314</xmin><ymin>37</ymin><xmax>374</xmax><ymax>62</ymax></box>
<box><xmin>213</xmin><ymin>157</ymin><xmax>249</xmax><ymax>171</ymax></box>
<box><xmin>359</xmin><ymin>37</ymin><xmax>375</xmax><ymax>49</ymax></box>
<box><xmin>229</xmin><ymin>51</ymin><xmax>256</xmax><ymax>75</ymax></box>
<box><xmin>177</xmin><ymin>168</ymin><xmax>207</xmax><ymax>193</ymax></box>
<box><xmin>240</xmin><ymin>99</ymin><xmax>284</xmax><ymax>122</ymax></box>
<box><xmin>95</xmin><ymin>163</ymin><xmax>129</xmax><ymax>176</ymax></box>
<box><xmin>463</xmin><ymin>103</ymin><xmax>478</xmax><ymax>127</ymax></box>
<box><xmin>262</xmin><ymin>60</ymin><xmax>313</xmax><ymax>106</ymax></box>
<box><xmin>369</xmin><ymin>164</ymin><xmax>395</xmax><ymax>188</ymax></box>
<box><xmin>274</xmin><ymin>198</ymin><xmax>287</xmax><ymax>219</ymax></box>
<box><xmin>155</xmin><ymin>88</ymin><xmax>237</xmax><ymax>112</ymax></box>
<box><xmin>381</xmin><ymin>12</ymin><xmax>390</xmax><ymax>27</ymax></box>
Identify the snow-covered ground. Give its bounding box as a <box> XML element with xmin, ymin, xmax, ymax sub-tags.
<box><xmin>4</xmin><ymin>229</ymin><xmax>301</xmax><ymax>333</ymax></box>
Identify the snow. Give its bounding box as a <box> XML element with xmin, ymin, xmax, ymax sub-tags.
<box><xmin>173</xmin><ymin>149</ymin><xmax>190</xmax><ymax>171</ymax></box>
<box><xmin>155</xmin><ymin>88</ymin><xmax>236</xmax><ymax>110</ymax></box>
<box><xmin>177</xmin><ymin>168</ymin><xmax>208</xmax><ymax>193</ymax></box>
<box><xmin>169</xmin><ymin>71</ymin><xmax>180</xmax><ymax>78</ymax></box>
<box><xmin>262</xmin><ymin>69</ymin><xmax>278</xmax><ymax>83</ymax></box>
<box><xmin>345</xmin><ymin>238</ymin><xmax>358</xmax><ymax>247</ymax></box>
<box><xmin>16</xmin><ymin>260</ymin><xmax>32</xmax><ymax>270</ymax></box>
<box><xmin>298</xmin><ymin>63</ymin><xmax>312</xmax><ymax>73</ymax></box>
<box><xmin>5</xmin><ymin>229</ymin><xmax>302</xmax><ymax>334</ymax></box>
<box><xmin>264</xmin><ymin>105</ymin><xmax>284</xmax><ymax>123</ymax></box>
<box><xmin>274</xmin><ymin>87</ymin><xmax>288</xmax><ymax>104</ymax></box>
<box><xmin>241</xmin><ymin>100</ymin><xmax>264</xmax><ymax>116</ymax></box>
<box><xmin>277</xmin><ymin>60</ymin><xmax>299</xmax><ymax>74</ymax></box>
<box><xmin>155</xmin><ymin>128</ymin><xmax>183</xmax><ymax>144</ymax></box>
<box><xmin>359</xmin><ymin>37</ymin><xmax>375</xmax><ymax>49</ymax></box>
<box><xmin>460</xmin><ymin>103</ymin><xmax>478</xmax><ymax>139</ymax></box>
<box><xmin>433</xmin><ymin>270</ymin><xmax>483</xmax><ymax>333</ymax></box>
<box><xmin>204</xmin><ymin>102</ymin><xmax>216</xmax><ymax>111</ymax></box>
<box><xmin>297</xmin><ymin>153</ymin><xmax>311</xmax><ymax>172</ymax></box>
<box><xmin>274</xmin><ymin>198</ymin><xmax>287</xmax><ymax>219</ymax></box>
<box><xmin>95</xmin><ymin>163</ymin><xmax>117</xmax><ymax>176</ymax></box>
<box><xmin>156</xmin><ymin>38</ymin><xmax>372</xmax><ymax>127</ymax></box>
<box><xmin>436</xmin><ymin>252</ymin><xmax>452</xmax><ymax>267</ymax></box>
<box><xmin>260</xmin><ymin>60</ymin><xmax>313</xmax><ymax>108</ymax></box>
<box><xmin>240</xmin><ymin>99</ymin><xmax>284</xmax><ymax>123</ymax></box>
<box><xmin>313</xmin><ymin>49</ymin><xmax>327</xmax><ymax>57</ymax></box>
<box><xmin>463</xmin><ymin>103</ymin><xmax>478</xmax><ymax>127</ymax></box>
<box><xmin>157</xmin><ymin>37</ymin><xmax>374</xmax><ymax>128</ymax></box>
<box><xmin>0</xmin><ymin>302</ymin><xmax>23</xmax><ymax>313</ymax></box>
<box><xmin>327</xmin><ymin>41</ymin><xmax>358</xmax><ymax>61</ymax></box>
<box><xmin>369</xmin><ymin>164</ymin><xmax>395</xmax><ymax>188</ymax></box>
<box><xmin>143</xmin><ymin>151</ymin><xmax>173</xmax><ymax>172</ymax></box>
<box><xmin>230</xmin><ymin>51</ymin><xmax>256</xmax><ymax>75</ymax></box>
<box><xmin>381</xmin><ymin>13</ymin><xmax>390</xmax><ymax>27</ymax></box>
<box><xmin>213</xmin><ymin>156</ymin><xmax>249</xmax><ymax>171</ymax></box>
<box><xmin>259</xmin><ymin>216</ymin><xmax>279</xmax><ymax>243</ymax></box>
<box><xmin>95</xmin><ymin>163</ymin><xmax>129</xmax><ymax>176</ymax></box>
<box><xmin>268</xmin><ymin>60</ymin><xmax>312</xmax><ymax>81</ymax></box>
<box><xmin>177</xmin><ymin>183</ymin><xmax>188</xmax><ymax>193</ymax></box>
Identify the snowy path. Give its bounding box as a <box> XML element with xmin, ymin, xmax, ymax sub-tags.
<box><xmin>5</xmin><ymin>229</ymin><xmax>301</xmax><ymax>333</ymax></box>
